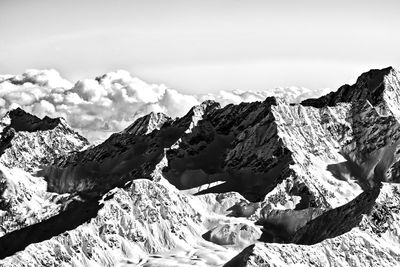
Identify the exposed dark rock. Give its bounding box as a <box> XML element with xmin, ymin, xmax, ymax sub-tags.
<box><xmin>290</xmin><ymin>183</ymin><xmax>381</xmax><ymax>245</ymax></box>
<box><xmin>0</xmin><ymin>195</ymin><xmax>103</xmax><ymax>260</ymax></box>
<box><xmin>5</xmin><ymin>108</ymin><xmax>63</xmax><ymax>132</ymax></box>
<box><xmin>301</xmin><ymin>67</ymin><xmax>393</xmax><ymax>108</ymax></box>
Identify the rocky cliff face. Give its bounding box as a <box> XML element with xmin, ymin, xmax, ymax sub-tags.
<box><xmin>1</xmin><ymin>67</ymin><xmax>400</xmax><ymax>266</ymax></box>
<box><xmin>0</xmin><ymin>108</ymin><xmax>89</xmax><ymax>171</ymax></box>
<box><xmin>225</xmin><ymin>183</ymin><xmax>400</xmax><ymax>267</ymax></box>
<box><xmin>121</xmin><ymin>112</ymin><xmax>172</xmax><ymax>135</ymax></box>
<box><xmin>0</xmin><ymin>110</ymin><xmax>89</xmax><ymax>237</ymax></box>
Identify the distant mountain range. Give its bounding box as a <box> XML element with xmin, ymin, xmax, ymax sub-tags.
<box><xmin>0</xmin><ymin>69</ymin><xmax>332</xmax><ymax>143</ymax></box>
<box><xmin>0</xmin><ymin>67</ymin><xmax>399</xmax><ymax>266</ymax></box>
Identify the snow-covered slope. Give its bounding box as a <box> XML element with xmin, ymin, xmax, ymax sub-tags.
<box><xmin>0</xmin><ymin>109</ymin><xmax>89</xmax><ymax>237</ymax></box>
<box><xmin>225</xmin><ymin>183</ymin><xmax>400</xmax><ymax>267</ymax></box>
<box><xmin>121</xmin><ymin>112</ymin><xmax>172</xmax><ymax>135</ymax></box>
<box><xmin>0</xmin><ymin>108</ymin><xmax>89</xmax><ymax>171</ymax></box>
<box><xmin>1</xmin><ymin>67</ymin><xmax>400</xmax><ymax>266</ymax></box>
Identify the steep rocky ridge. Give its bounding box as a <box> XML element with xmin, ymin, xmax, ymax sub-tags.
<box><xmin>1</xmin><ymin>108</ymin><xmax>64</xmax><ymax>132</ymax></box>
<box><xmin>1</xmin><ymin>67</ymin><xmax>400</xmax><ymax>266</ymax></box>
<box><xmin>224</xmin><ymin>66</ymin><xmax>400</xmax><ymax>266</ymax></box>
<box><xmin>39</xmin><ymin>68</ymin><xmax>400</xmax><ymax>211</ymax></box>
<box><xmin>121</xmin><ymin>112</ymin><xmax>172</xmax><ymax>135</ymax></box>
<box><xmin>0</xmin><ymin>109</ymin><xmax>89</xmax><ymax>237</ymax></box>
<box><xmin>0</xmin><ymin>176</ymin><xmax>256</xmax><ymax>266</ymax></box>
<box><xmin>301</xmin><ymin>67</ymin><xmax>399</xmax><ymax>115</ymax></box>
<box><xmin>225</xmin><ymin>183</ymin><xmax>400</xmax><ymax>267</ymax></box>
<box><xmin>41</xmin><ymin>101</ymin><xmax>220</xmax><ymax>195</ymax></box>
<box><xmin>0</xmin><ymin>165</ymin><xmax>67</xmax><ymax>237</ymax></box>
<box><xmin>0</xmin><ymin>108</ymin><xmax>89</xmax><ymax>171</ymax></box>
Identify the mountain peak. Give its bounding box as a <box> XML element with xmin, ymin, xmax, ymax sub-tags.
<box><xmin>0</xmin><ymin>108</ymin><xmax>89</xmax><ymax>171</ymax></box>
<box><xmin>122</xmin><ymin>112</ymin><xmax>171</xmax><ymax>135</ymax></box>
<box><xmin>2</xmin><ymin>67</ymin><xmax>400</xmax><ymax>267</ymax></box>
<box><xmin>193</xmin><ymin>99</ymin><xmax>219</xmax><ymax>110</ymax></box>
<box><xmin>301</xmin><ymin>66</ymin><xmax>400</xmax><ymax>110</ymax></box>
<box><xmin>2</xmin><ymin>108</ymin><xmax>65</xmax><ymax>133</ymax></box>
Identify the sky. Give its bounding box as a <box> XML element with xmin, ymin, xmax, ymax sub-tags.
<box><xmin>0</xmin><ymin>0</ymin><xmax>399</xmax><ymax>94</ymax></box>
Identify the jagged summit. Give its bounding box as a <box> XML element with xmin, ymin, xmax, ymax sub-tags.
<box><xmin>2</xmin><ymin>67</ymin><xmax>400</xmax><ymax>267</ymax></box>
<box><xmin>0</xmin><ymin>108</ymin><xmax>89</xmax><ymax>171</ymax></box>
<box><xmin>185</xmin><ymin>100</ymin><xmax>221</xmax><ymax>117</ymax></box>
<box><xmin>301</xmin><ymin>66</ymin><xmax>399</xmax><ymax>108</ymax></box>
<box><xmin>121</xmin><ymin>112</ymin><xmax>171</xmax><ymax>135</ymax></box>
<box><xmin>1</xmin><ymin>108</ymin><xmax>66</xmax><ymax>133</ymax></box>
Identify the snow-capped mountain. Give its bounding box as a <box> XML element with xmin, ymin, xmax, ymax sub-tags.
<box><xmin>0</xmin><ymin>69</ymin><xmax>332</xmax><ymax>143</ymax></box>
<box><xmin>0</xmin><ymin>107</ymin><xmax>89</xmax><ymax>171</ymax></box>
<box><xmin>0</xmin><ymin>67</ymin><xmax>400</xmax><ymax>266</ymax></box>
<box><xmin>0</xmin><ymin>109</ymin><xmax>88</xmax><ymax>238</ymax></box>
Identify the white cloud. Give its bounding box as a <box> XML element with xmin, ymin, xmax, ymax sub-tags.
<box><xmin>200</xmin><ymin>86</ymin><xmax>332</xmax><ymax>107</ymax></box>
<box><xmin>0</xmin><ymin>69</ymin><xmax>331</xmax><ymax>142</ymax></box>
<box><xmin>158</xmin><ymin>89</ymin><xmax>199</xmax><ymax>117</ymax></box>
<box><xmin>6</xmin><ymin>69</ymin><xmax>73</xmax><ymax>89</ymax></box>
<box><xmin>32</xmin><ymin>100</ymin><xmax>56</xmax><ymax>117</ymax></box>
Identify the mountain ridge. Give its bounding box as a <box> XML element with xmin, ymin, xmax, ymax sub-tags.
<box><xmin>0</xmin><ymin>66</ymin><xmax>400</xmax><ymax>266</ymax></box>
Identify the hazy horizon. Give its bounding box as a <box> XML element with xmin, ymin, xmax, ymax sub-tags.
<box><xmin>1</xmin><ymin>0</ymin><xmax>399</xmax><ymax>94</ymax></box>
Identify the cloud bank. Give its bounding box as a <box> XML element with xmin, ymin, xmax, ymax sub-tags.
<box><xmin>0</xmin><ymin>69</ymin><xmax>331</xmax><ymax>142</ymax></box>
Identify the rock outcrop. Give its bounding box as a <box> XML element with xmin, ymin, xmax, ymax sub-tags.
<box><xmin>0</xmin><ymin>108</ymin><xmax>89</xmax><ymax>171</ymax></box>
<box><xmin>0</xmin><ymin>110</ymin><xmax>89</xmax><ymax>237</ymax></box>
<box><xmin>1</xmin><ymin>67</ymin><xmax>400</xmax><ymax>266</ymax></box>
